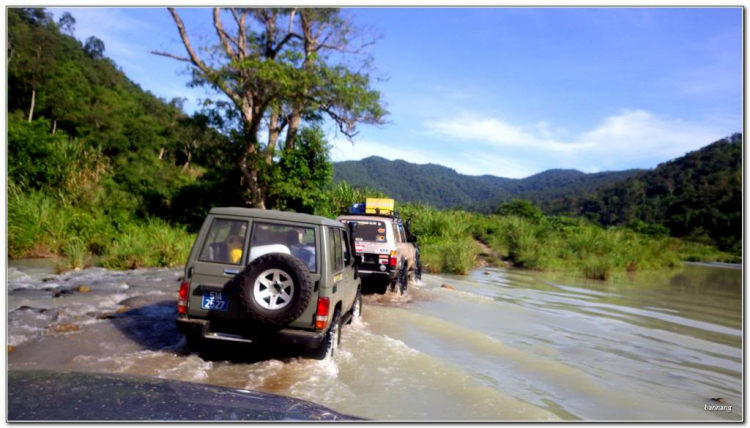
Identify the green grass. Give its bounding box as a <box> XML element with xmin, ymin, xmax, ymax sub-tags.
<box><xmin>471</xmin><ymin>213</ymin><xmax>734</xmax><ymax>280</ymax></box>
<box><xmin>9</xmin><ymin>186</ymin><xmax>194</xmax><ymax>272</ymax></box>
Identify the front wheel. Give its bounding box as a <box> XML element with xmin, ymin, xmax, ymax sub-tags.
<box><xmin>311</xmin><ymin>311</ymin><xmax>341</xmax><ymax>360</ymax></box>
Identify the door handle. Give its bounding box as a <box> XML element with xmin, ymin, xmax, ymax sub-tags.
<box><xmin>224</xmin><ymin>269</ymin><xmax>239</xmax><ymax>276</ymax></box>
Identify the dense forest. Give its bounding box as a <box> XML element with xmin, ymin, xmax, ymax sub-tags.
<box><xmin>333</xmin><ymin>157</ymin><xmax>643</xmax><ymax>210</ymax></box>
<box><xmin>547</xmin><ymin>134</ymin><xmax>743</xmax><ymax>253</ymax></box>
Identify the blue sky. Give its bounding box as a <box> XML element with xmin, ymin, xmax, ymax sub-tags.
<box><xmin>51</xmin><ymin>7</ymin><xmax>741</xmax><ymax>178</ymax></box>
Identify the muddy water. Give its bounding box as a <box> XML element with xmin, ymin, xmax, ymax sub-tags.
<box><xmin>8</xmin><ymin>260</ymin><xmax>742</xmax><ymax>421</ymax></box>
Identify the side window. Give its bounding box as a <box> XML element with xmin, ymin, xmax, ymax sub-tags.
<box><xmin>328</xmin><ymin>228</ymin><xmax>337</xmax><ymax>272</ymax></box>
<box><xmin>399</xmin><ymin>224</ymin><xmax>407</xmax><ymax>243</ymax></box>
<box><xmin>334</xmin><ymin>230</ymin><xmax>343</xmax><ymax>272</ymax></box>
<box><xmin>341</xmin><ymin>229</ymin><xmax>352</xmax><ymax>266</ymax></box>
<box><xmin>250</xmin><ymin>223</ymin><xmax>317</xmax><ymax>272</ymax></box>
<box><xmin>199</xmin><ymin>219</ymin><xmax>248</xmax><ymax>265</ymax></box>
<box><xmin>393</xmin><ymin>222</ymin><xmax>402</xmax><ymax>243</ymax></box>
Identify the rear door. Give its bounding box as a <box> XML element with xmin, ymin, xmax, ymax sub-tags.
<box><xmin>189</xmin><ymin>216</ymin><xmax>250</xmax><ymax>320</ymax></box>
<box><xmin>244</xmin><ymin>220</ymin><xmax>321</xmax><ymax>329</ymax></box>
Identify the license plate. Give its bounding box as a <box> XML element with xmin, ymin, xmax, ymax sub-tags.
<box><xmin>201</xmin><ymin>291</ymin><xmax>228</xmax><ymax>311</ymax></box>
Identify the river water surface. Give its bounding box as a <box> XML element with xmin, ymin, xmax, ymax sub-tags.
<box><xmin>7</xmin><ymin>259</ymin><xmax>742</xmax><ymax>421</ymax></box>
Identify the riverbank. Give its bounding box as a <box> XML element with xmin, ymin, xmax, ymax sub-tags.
<box><xmin>402</xmin><ymin>203</ymin><xmax>740</xmax><ymax>280</ymax></box>
<box><xmin>8</xmin><ymin>188</ymin><xmax>194</xmax><ymax>273</ymax></box>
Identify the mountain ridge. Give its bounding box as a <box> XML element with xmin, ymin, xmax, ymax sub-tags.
<box><xmin>333</xmin><ymin>155</ymin><xmax>644</xmax><ymax>210</ymax></box>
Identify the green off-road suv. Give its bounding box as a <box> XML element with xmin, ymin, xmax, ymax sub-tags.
<box><xmin>176</xmin><ymin>208</ymin><xmax>363</xmax><ymax>359</ymax></box>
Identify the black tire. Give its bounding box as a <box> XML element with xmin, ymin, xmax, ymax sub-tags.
<box><xmin>311</xmin><ymin>310</ymin><xmax>341</xmax><ymax>360</ymax></box>
<box><xmin>237</xmin><ymin>253</ymin><xmax>313</xmax><ymax>327</ymax></box>
<box><xmin>398</xmin><ymin>265</ymin><xmax>408</xmax><ymax>295</ymax></box>
<box><xmin>415</xmin><ymin>251</ymin><xmax>423</xmax><ymax>280</ymax></box>
<box><xmin>348</xmin><ymin>290</ymin><xmax>362</xmax><ymax>324</ymax></box>
<box><xmin>185</xmin><ymin>334</ymin><xmax>203</xmax><ymax>353</ymax></box>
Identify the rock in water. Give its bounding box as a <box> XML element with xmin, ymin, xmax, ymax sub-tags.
<box><xmin>46</xmin><ymin>324</ymin><xmax>80</xmax><ymax>334</ymax></box>
<box><xmin>77</xmin><ymin>285</ymin><xmax>92</xmax><ymax>293</ymax></box>
<box><xmin>115</xmin><ymin>306</ymin><xmax>130</xmax><ymax>314</ymax></box>
<box><xmin>441</xmin><ymin>284</ymin><xmax>455</xmax><ymax>290</ymax></box>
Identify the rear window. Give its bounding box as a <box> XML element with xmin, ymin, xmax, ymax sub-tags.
<box><xmin>199</xmin><ymin>219</ymin><xmax>248</xmax><ymax>265</ymax></box>
<box><xmin>346</xmin><ymin>220</ymin><xmax>387</xmax><ymax>243</ymax></box>
<box><xmin>250</xmin><ymin>223</ymin><xmax>317</xmax><ymax>272</ymax></box>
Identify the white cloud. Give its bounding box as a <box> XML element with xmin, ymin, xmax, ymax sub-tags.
<box><xmin>425</xmin><ymin>114</ymin><xmax>592</xmax><ymax>153</ymax></box>
<box><xmin>423</xmin><ymin>109</ymin><xmax>729</xmax><ymax>172</ymax></box>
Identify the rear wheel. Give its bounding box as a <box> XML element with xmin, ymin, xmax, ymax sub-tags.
<box><xmin>311</xmin><ymin>311</ymin><xmax>341</xmax><ymax>360</ymax></box>
<box><xmin>349</xmin><ymin>290</ymin><xmax>362</xmax><ymax>324</ymax></box>
<box><xmin>397</xmin><ymin>264</ymin><xmax>408</xmax><ymax>295</ymax></box>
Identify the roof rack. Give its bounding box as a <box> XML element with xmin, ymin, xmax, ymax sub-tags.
<box><xmin>340</xmin><ymin>207</ymin><xmax>403</xmax><ymax>220</ymax></box>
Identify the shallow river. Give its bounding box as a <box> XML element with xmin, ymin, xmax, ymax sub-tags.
<box><xmin>8</xmin><ymin>259</ymin><xmax>742</xmax><ymax>421</ymax></box>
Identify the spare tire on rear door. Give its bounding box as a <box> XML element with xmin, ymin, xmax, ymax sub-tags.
<box><xmin>237</xmin><ymin>253</ymin><xmax>313</xmax><ymax>327</ymax></box>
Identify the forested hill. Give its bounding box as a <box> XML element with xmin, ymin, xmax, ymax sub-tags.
<box><xmin>8</xmin><ymin>8</ymin><xmax>224</xmax><ymax>223</ymax></box>
<box><xmin>333</xmin><ymin>156</ymin><xmax>643</xmax><ymax>210</ymax></box>
<box><xmin>548</xmin><ymin>134</ymin><xmax>743</xmax><ymax>253</ymax></box>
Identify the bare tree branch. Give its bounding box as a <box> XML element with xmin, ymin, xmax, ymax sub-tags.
<box><xmin>213</xmin><ymin>8</ymin><xmax>237</xmax><ymax>60</ymax></box>
<box><xmin>151</xmin><ymin>50</ymin><xmax>191</xmax><ymax>62</ymax></box>
<box><xmin>229</xmin><ymin>8</ymin><xmax>248</xmax><ymax>55</ymax></box>
<box><xmin>167</xmin><ymin>8</ymin><xmax>210</xmax><ymax>75</ymax></box>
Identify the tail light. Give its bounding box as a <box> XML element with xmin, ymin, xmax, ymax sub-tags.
<box><xmin>389</xmin><ymin>250</ymin><xmax>398</xmax><ymax>268</ymax></box>
<box><xmin>178</xmin><ymin>281</ymin><xmax>190</xmax><ymax>315</ymax></box>
<box><xmin>315</xmin><ymin>297</ymin><xmax>330</xmax><ymax>329</ymax></box>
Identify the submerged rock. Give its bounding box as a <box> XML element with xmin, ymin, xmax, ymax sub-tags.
<box><xmin>46</xmin><ymin>324</ymin><xmax>80</xmax><ymax>334</ymax></box>
<box><xmin>440</xmin><ymin>284</ymin><xmax>455</xmax><ymax>290</ymax></box>
<box><xmin>77</xmin><ymin>285</ymin><xmax>92</xmax><ymax>293</ymax></box>
<box><xmin>15</xmin><ymin>306</ymin><xmax>48</xmax><ymax>314</ymax></box>
<box><xmin>50</xmin><ymin>289</ymin><xmax>75</xmax><ymax>299</ymax></box>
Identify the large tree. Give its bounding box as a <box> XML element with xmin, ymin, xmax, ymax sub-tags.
<box><xmin>153</xmin><ymin>8</ymin><xmax>387</xmax><ymax>208</ymax></box>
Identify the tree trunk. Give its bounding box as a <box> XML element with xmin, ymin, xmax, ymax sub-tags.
<box><xmin>51</xmin><ymin>119</ymin><xmax>57</xmax><ymax>135</ymax></box>
<box><xmin>181</xmin><ymin>147</ymin><xmax>192</xmax><ymax>173</ymax></box>
<box><xmin>158</xmin><ymin>147</ymin><xmax>165</xmax><ymax>160</ymax></box>
<box><xmin>238</xmin><ymin>132</ymin><xmax>266</xmax><ymax>209</ymax></box>
<box><xmin>28</xmin><ymin>89</ymin><xmax>35</xmax><ymax>123</ymax></box>
<box><xmin>284</xmin><ymin>110</ymin><xmax>301</xmax><ymax>151</ymax></box>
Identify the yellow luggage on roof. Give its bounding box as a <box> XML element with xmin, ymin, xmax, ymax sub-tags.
<box><xmin>366</xmin><ymin>198</ymin><xmax>395</xmax><ymax>215</ymax></box>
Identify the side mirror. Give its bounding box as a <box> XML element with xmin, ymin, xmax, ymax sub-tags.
<box><xmin>407</xmin><ymin>235</ymin><xmax>418</xmax><ymax>243</ymax></box>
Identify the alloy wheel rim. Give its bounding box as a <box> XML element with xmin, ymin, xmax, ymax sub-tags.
<box><xmin>253</xmin><ymin>269</ymin><xmax>295</xmax><ymax>310</ymax></box>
